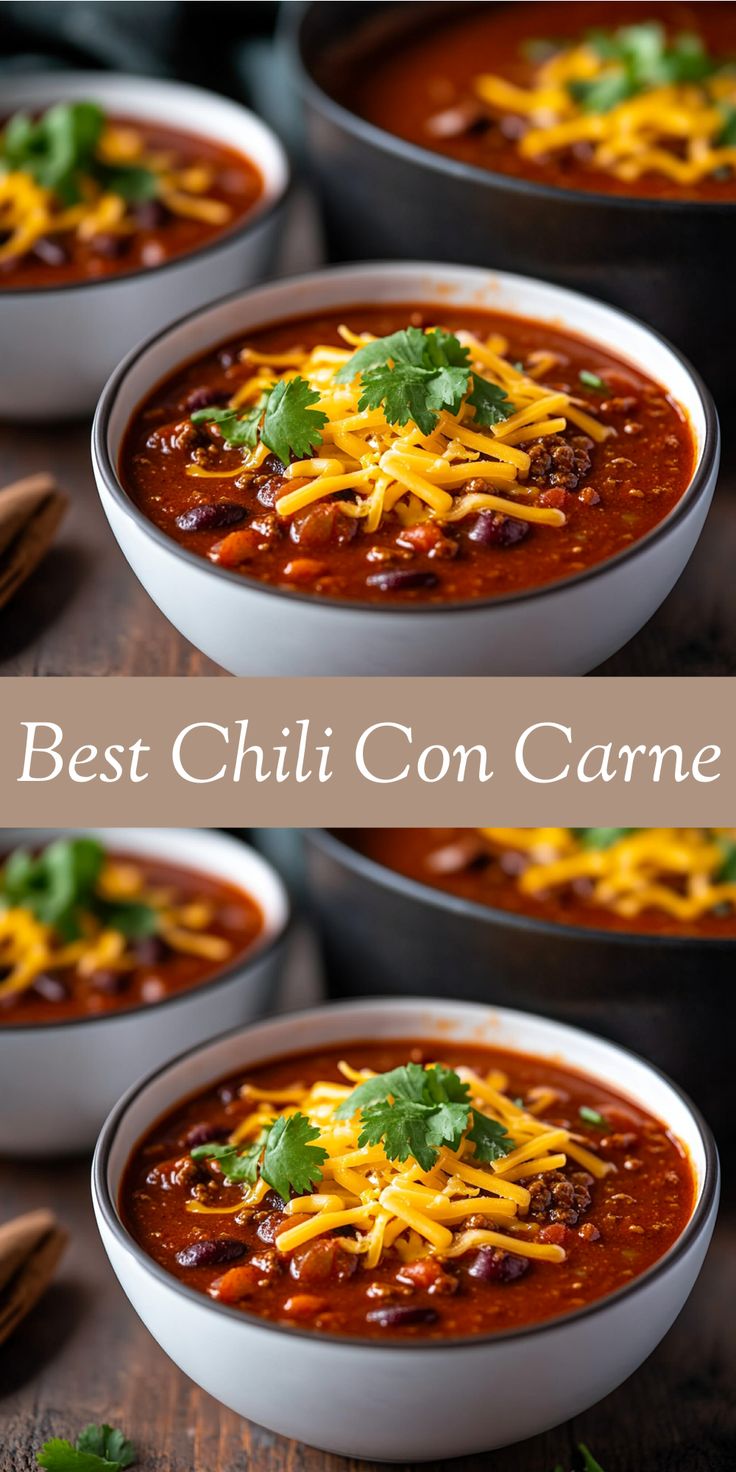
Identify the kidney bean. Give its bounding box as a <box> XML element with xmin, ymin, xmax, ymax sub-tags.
<box><xmin>132</xmin><ymin>935</ymin><xmax>169</xmax><ymax>966</ymax></box>
<box><xmin>185</xmin><ymin>1121</ymin><xmax>229</xmax><ymax>1149</ymax></box>
<box><xmin>260</xmin><ymin>454</ymin><xmax>286</xmax><ymax>477</ymax></box>
<box><xmin>31</xmin><ymin>236</ymin><xmax>70</xmax><ymax>267</ymax></box>
<box><xmin>175</xmin><ymin>1237</ymin><xmax>247</xmax><ymax>1268</ymax></box>
<box><xmin>260</xmin><ymin>1190</ymin><xmax>286</xmax><ymax>1212</ymax></box>
<box><xmin>466</xmin><ymin>511</ymin><xmax>530</xmax><ymax>547</ymax></box>
<box><xmin>256</xmin><ymin>1213</ymin><xmax>285</xmax><ymax>1245</ymax></box>
<box><xmin>185</xmin><ymin>385</ymin><xmax>230</xmax><ymax>414</ymax></box>
<box><xmin>89</xmin><ymin>969</ymin><xmax>130</xmax><ymax>995</ymax></box>
<box><xmin>175</xmin><ymin>502</ymin><xmax>247</xmax><ymax>532</ymax></box>
<box><xmin>365</xmin><ymin>1304</ymin><xmax>439</xmax><ymax>1328</ymax></box>
<box><xmin>90</xmin><ymin>232</ymin><xmax>130</xmax><ymax>259</ymax></box>
<box><xmin>365</xmin><ymin>569</ymin><xmax>439</xmax><ymax>593</ymax></box>
<box><xmin>465</xmin><ymin>1247</ymin><xmax>529</xmax><ymax>1283</ymax></box>
<box><xmin>134</xmin><ymin>199</ymin><xmax>170</xmax><ymax>230</ymax></box>
<box><xmin>30</xmin><ymin>971</ymin><xmax>70</xmax><ymax>1003</ymax></box>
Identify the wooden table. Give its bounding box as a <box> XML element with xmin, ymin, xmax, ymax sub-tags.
<box><xmin>1</xmin><ymin>422</ymin><xmax>735</xmax><ymax>678</ymax></box>
<box><xmin>1</xmin><ymin>1155</ymin><xmax>733</xmax><ymax>1472</ymax></box>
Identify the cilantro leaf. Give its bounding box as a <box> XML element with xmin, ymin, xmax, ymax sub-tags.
<box><xmin>357</xmin><ymin>362</ymin><xmax>447</xmax><ymax>436</ymax></box>
<box><xmin>421</xmin><ymin>1062</ymin><xmax>472</xmax><ymax>1106</ymax></box>
<box><xmin>1</xmin><ymin>837</ymin><xmax>105</xmax><ymax>941</ymax></box>
<box><xmin>334</xmin><ymin>326</ymin><xmax>432</xmax><ymax>383</ymax></box>
<box><xmin>261</xmin><ymin>377</ymin><xmax>328</xmax><ymax>464</ymax></box>
<box><xmin>192</xmin><ymin>394</ymin><xmax>269</xmax><ymax>451</ymax></box>
<box><xmin>261</xmin><ymin>1112</ymin><xmax>328</xmax><ymax>1200</ymax></box>
<box><xmin>37</xmin><ymin>1424</ymin><xmax>136</xmax><ymax>1472</ymax></box>
<box><xmin>466</xmin><ymin>1111</ymin><xmax>514</xmax><ymax>1162</ymax></box>
<box><xmin>579</xmin><ymin>1447</ymin><xmax>606</xmax><ymax>1472</ymax></box>
<box><xmin>466</xmin><ymin>373</ymin><xmax>514</xmax><ymax>426</ymax></box>
<box><xmin>191</xmin><ymin>1130</ymin><xmax>269</xmax><ymax>1186</ymax></box>
<box><xmin>717</xmin><ymin>103</ymin><xmax>736</xmax><ymax>147</ymax></box>
<box><xmin>573</xmin><ymin>828</ymin><xmax>635</xmax><ymax>850</ymax></box>
<box><xmin>579</xmin><ymin>1106</ymin><xmax>608</xmax><ymax>1130</ymax></box>
<box><xmin>335</xmin><ymin>1061</ymin><xmax>430</xmax><ymax>1118</ymax></box>
<box><xmin>357</xmin><ymin>1098</ymin><xmax>464</xmax><ymax>1171</ymax></box>
<box><xmin>98</xmin><ymin>901</ymin><xmax>158</xmax><ymax>940</ymax></box>
<box><xmin>579</xmin><ymin>369</ymin><xmax>609</xmax><ymax>394</ymax></box>
<box><xmin>2</xmin><ymin>101</ymin><xmax>105</xmax><ymax>204</ymax></box>
<box><xmin>99</xmin><ymin>163</ymin><xmax>157</xmax><ymax>204</ymax></box>
<box><xmin>76</xmin><ymin>1428</ymin><xmax>136</xmax><ymax>1469</ymax></box>
<box><xmin>572</xmin><ymin>22</ymin><xmax>716</xmax><ymax>112</ymax></box>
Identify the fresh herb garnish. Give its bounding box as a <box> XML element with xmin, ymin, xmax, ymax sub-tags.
<box><xmin>193</xmin><ymin>1114</ymin><xmax>327</xmax><ymax>1200</ymax></box>
<box><xmin>716</xmin><ymin>836</ymin><xmax>736</xmax><ymax>882</ymax></box>
<box><xmin>579</xmin><ymin>1105</ymin><xmax>608</xmax><ymax>1130</ymax></box>
<box><xmin>335</xmin><ymin>326</ymin><xmax>515</xmax><ymax>434</ymax></box>
<box><xmin>193</xmin><ymin>377</ymin><xmax>327</xmax><ymax>464</ymax></box>
<box><xmin>0</xmin><ymin>837</ymin><xmax>156</xmax><ymax>942</ymax></box>
<box><xmin>570</xmin><ymin>23</ymin><xmax>716</xmax><ymax>113</ymax></box>
<box><xmin>717</xmin><ymin>103</ymin><xmax>736</xmax><ymax>148</ymax></box>
<box><xmin>573</xmin><ymin>828</ymin><xmax>635</xmax><ymax>850</ymax></box>
<box><xmin>335</xmin><ymin>1062</ymin><xmax>515</xmax><ymax>1171</ymax></box>
<box><xmin>37</xmin><ymin>1424</ymin><xmax>136</xmax><ymax>1472</ymax></box>
<box><xmin>579</xmin><ymin>369</ymin><xmax>609</xmax><ymax>394</ymax></box>
<box><xmin>551</xmin><ymin>1446</ymin><xmax>606</xmax><ymax>1472</ymax></box>
<box><xmin>1</xmin><ymin>101</ymin><xmax>156</xmax><ymax>205</ymax></box>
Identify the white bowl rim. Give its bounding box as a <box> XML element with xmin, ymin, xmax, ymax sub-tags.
<box><xmin>307</xmin><ymin>828</ymin><xmax>736</xmax><ymax>952</ymax></box>
<box><xmin>92</xmin><ymin>995</ymin><xmax>720</xmax><ymax>1352</ymax></box>
<box><xmin>92</xmin><ymin>258</ymin><xmax>721</xmax><ymax>617</ymax></box>
<box><xmin>0</xmin><ymin>70</ymin><xmax>292</xmax><ymax>298</ymax></box>
<box><xmin>0</xmin><ymin>827</ymin><xmax>291</xmax><ymax>1034</ymax></box>
<box><xmin>288</xmin><ymin>0</ymin><xmax>736</xmax><ymax>216</ymax></box>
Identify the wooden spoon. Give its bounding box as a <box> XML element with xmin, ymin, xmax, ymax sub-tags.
<box><xmin>0</xmin><ymin>1209</ymin><xmax>68</xmax><ymax>1346</ymax></box>
<box><xmin>0</xmin><ymin>474</ymin><xmax>68</xmax><ymax>612</ymax></box>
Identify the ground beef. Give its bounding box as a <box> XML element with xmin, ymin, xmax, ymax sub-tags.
<box><xmin>527</xmin><ymin>433</ymin><xmax>593</xmax><ymax>491</ymax></box>
<box><xmin>527</xmin><ymin>1169</ymin><xmax>593</xmax><ymax>1226</ymax></box>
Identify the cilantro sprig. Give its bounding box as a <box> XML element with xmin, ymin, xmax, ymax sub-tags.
<box><xmin>335</xmin><ymin>326</ymin><xmax>515</xmax><ymax>435</ymax></box>
<box><xmin>552</xmin><ymin>1447</ymin><xmax>606</xmax><ymax>1472</ymax></box>
<box><xmin>572</xmin><ymin>828</ymin><xmax>635</xmax><ymax>850</ymax></box>
<box><xmin>193</xmin><ymin>1112</ymin><xmax>327</xmax><ymax>1201</ymax></box>
<box><xmin>192</xmin><ymin>377</ymin><xmax>327</xmax><ymax>464</ymax></box>
<box><xmin>37</xmin><ymin>1424</ymin><xmax>136</xmax><ymax>1472</ymax></box>
<box><xmin>0</xmin><ymin>837</ymin><xmax>156</xmax><ymax>942</ymax></box>
<box><xmin>569</xmin><ymin>23</ymin><xmax>717</xmax><ymax>113</ymax></box>
<box><xmin>1</xmin><ymin>101</ymin><xmax>156</xmax><ymax>206</ymax></box>
<box><xmin>335</xmin><ymin>1062</ymin><xmax>514</xmax><ymax>1171</ymax></box>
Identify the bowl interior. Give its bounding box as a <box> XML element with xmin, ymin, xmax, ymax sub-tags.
<box><xmin>103</xmin><ymin>998</ymin><xmax>709</xmax><ymax>1228</ymax></box>
<box><xmin>103</xmin><ymin>261</ymin><xmax>709</xmax><ymax>505</ymax></box>
<box><xmin>0</xmin><ymin>72</ymin><xmax>288</xmax><ymax>216</ymax></box>
<box><xmin>1</xmin><ymin>826</ymin><xmax>289</xmax><ymax>954</ymax></box>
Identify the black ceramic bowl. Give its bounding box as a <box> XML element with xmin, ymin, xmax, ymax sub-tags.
<box><xmin>286</xmin><ymin>0</ymin><xmax>736</xmax><ymax>400</ymax></box>
<box><xmin>303</xmin><ymin>829</ymin><xmax>734</xmax><ymax>1139</ymax></box>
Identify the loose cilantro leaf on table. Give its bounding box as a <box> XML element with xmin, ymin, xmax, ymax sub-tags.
<box><xmin>1</xmin><ymin>101</ymin><xmax>155</xmax><ymax>206</ymax></box>
<box><xmin>578</xmin><ymin>1447</ymin><xmax>606</xmax><ymax>1472</ymax></box>
<box><xmin>336</xmin><ymin>1062</ymin><xmax>514</xmax><ymax>1170</ymax></box>
<box><xmin>0</xmin><ymin>837</ymin><xmax>156</xmax><ymax>942</ymax></box>
<box><xmin>37</xmin><ymin>1424</ymin><xmax>136</xmax><ymax>1472</ymax></box>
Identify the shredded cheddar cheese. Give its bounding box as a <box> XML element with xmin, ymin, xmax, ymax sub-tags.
<box><xmin>0</xmin><ymin>857</ymin><xmax>231</xmax><ymax>998</ymax></box>
<box><xmin>188</xmin><ymin>325</ymin><xmax>613</xmax><ymax>533</ymax></box>
<box><xmin>477</xmin><ymin>827</ymin><xmax>736</xmax><ymax>920</ymax></box>
<box><xmin>0</xmin><ymin>117</ymin><xmax>231</xmax><ymax>263</ymax></box>
<box><xmin>473</xmin><ymin>30</ymin><xmax>736</xmax><ymax>186</ymax></box>
<box><xmin>187</xmin><ymin>1060</ymin><xmax>614</xmax><ymax>1269</ymax></box>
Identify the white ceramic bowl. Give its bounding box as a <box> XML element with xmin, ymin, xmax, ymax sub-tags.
<box><xmin>0</xmin><ymin>72</ymin><xmax>289</xmax><ymax>421</ymax></box>
<box><xmin>0</xmin><ymin>828</ymin><xmax>289</xmax><ymax>1156</ymax></box>
<box><xmin>92</xmin><ymin>260</ymin><xmax>719</xmax><ymax>675</ymax></box>
<box><xmin>92</xmin><ymin>997</ymin><xmax>719</xmax><ymax>1460</ymax></box>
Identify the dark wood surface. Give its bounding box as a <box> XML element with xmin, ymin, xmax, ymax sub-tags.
<box><xmin>1</xmin><ymin>420</ymin><xmax>735</xmax><ymax>677</ymax></box>
<box><xmin>0</xmin><ymin>1154</ymin><xmax>733</xmax><ymax>1472</ymax></box>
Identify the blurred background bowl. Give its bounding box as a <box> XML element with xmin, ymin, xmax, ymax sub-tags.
<box><xmin>288</xmin><ymin>0</ymin><xmax>736</xmax><ymax>402</ymax></box>
<box><xmin>303</xmin><ymin>829</ymin><xmax>733</xmax><ymax>1140</ymax></box>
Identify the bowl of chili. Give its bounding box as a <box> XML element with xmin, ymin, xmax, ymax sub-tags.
<box><xmin>288</xmin><ymin>1</ymin><xmax>736</xmax><ymax>399</ymax></box>
<box><xmin>0</xmin><ymin>72</ymin><xmax>289</xmax><ymax>420</ymax></box>
<box><xmin>0</xmin><ymin>828</ymin><xmax>290</xmax><ymax>1156</ymax></box>
<box><xmin>92</xmin><ymin>260</ymin><xmax>718</xmax><ymax>675</ymax></box>
<box><xmin>304</xmin><ymin>828</ymin><xmax>735</xmax><ymax>1137</ymax></box>
<box><xmin>92</xmin><ymin>996</ymin><xmax>719</xmax><ymax>1460</ymax></box>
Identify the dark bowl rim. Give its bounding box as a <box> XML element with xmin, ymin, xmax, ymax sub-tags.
<box><xmin>92</xmin><ymin>258</ymin><xmax>720</xmax><ymax>619</ymax></box>
<box><xmin>0</xmin><ymin>70</ymin><xmax>292</xmax><ymax>299</ymax></box>
<box><xmin>286</xmin><ymin>0</ymin><xmax>736</xmax><ymax>217</ymax></box>
<box><xmin>305</xmin><ymin>828</ymin><xmax>736</xmax><ymax>951</ymax></box>
<box><xmin>92</xmin><ymin>995</ymin><xmax>721</xmax><ymax>1353</ymax></box>
<box><xmin>0</xmin><ymin>831</ymin><xmax>291</xmax><ymax>1034</ymax></box>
